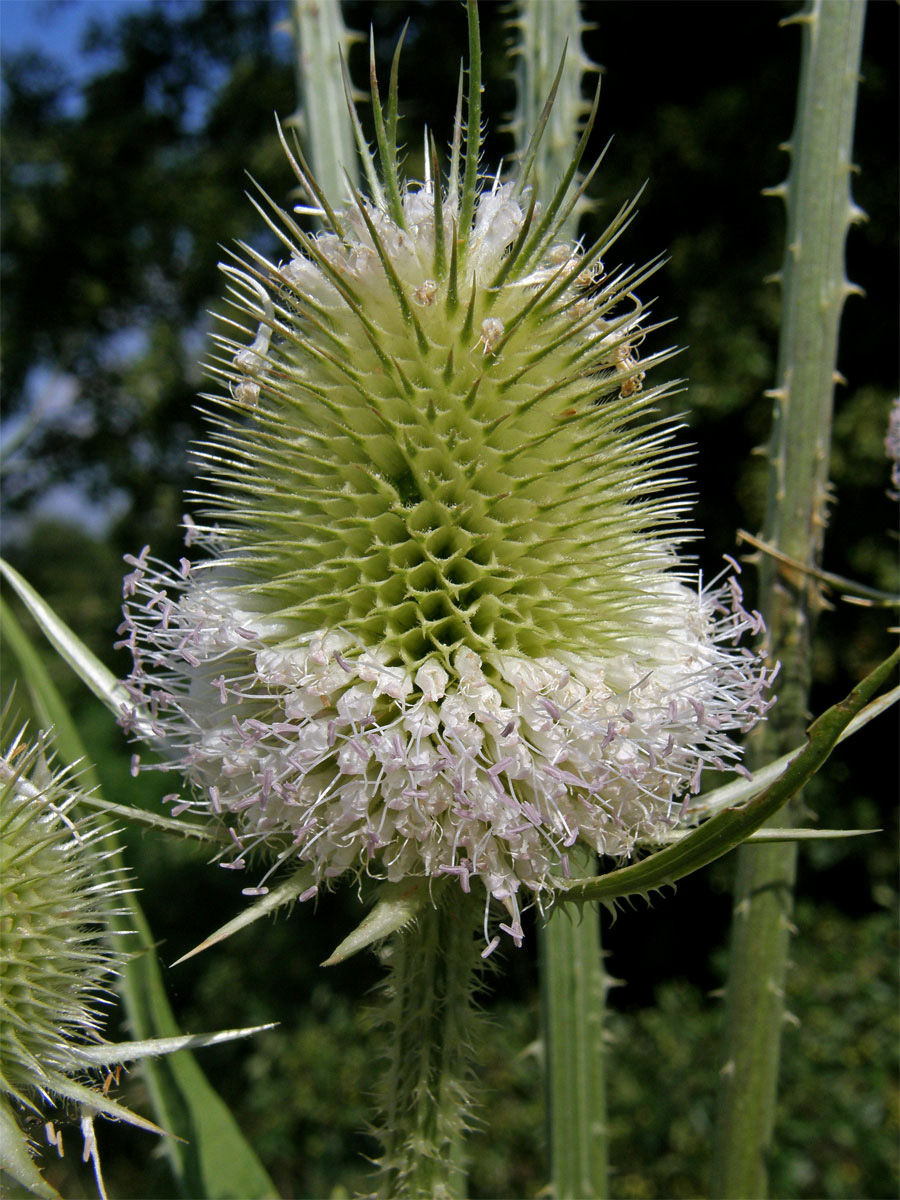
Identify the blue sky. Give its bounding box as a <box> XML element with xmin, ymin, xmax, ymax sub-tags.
<box><xmin>1</xmin><ymin>0</ymin><xmax>151</xmax><ymax>81</ymax></box>
<box><xmin>1</xmin><ymin>1</ymin><xmax>158</xmax><ymax>537</ymax></box>
<box><xmin>1</xmin><ymin>0</ymin><xmax>150</xmax><ymax>53</ymax></box>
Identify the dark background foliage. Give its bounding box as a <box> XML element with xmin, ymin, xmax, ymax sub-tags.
<box><xmin>2</xmin><ymin>2</ymin><xmax>897</xmax><ymax>1197</ymax></box>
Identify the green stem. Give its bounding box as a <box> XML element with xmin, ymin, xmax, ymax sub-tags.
<box><xmin>373</xmin><ymin>889</ymin><xmax>485</xmax><ymax>1200</ymax></box>
<box><xmin>291</xmin><ymin>0</ymin><xmax>358</xmax><ymax>206</ymax></box>
<box><xmin>511</xmin><ymin>0</ymin><xmax>596</xmax><ymax>238</ymax></box>
<box><xmin>540</xmin><ymin>867</ymin><xmax>609</xmax><ymax>1200</ymax></box>
<box><xmin>711</xmin><ymin>4</ymin><xmax>866</xmax><ymax>1196</ymax></box>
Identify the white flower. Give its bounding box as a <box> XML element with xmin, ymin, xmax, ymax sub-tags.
<box><xmin>119</xmin><ymin>540</ymin><xmax>770</xmax><ymax>947</ymax></box>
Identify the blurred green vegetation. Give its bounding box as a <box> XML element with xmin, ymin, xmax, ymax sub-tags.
<box><xmin>2</xmin><ymin>1</ymin><xmax>896</xmax><ymax>1197</ymax></box>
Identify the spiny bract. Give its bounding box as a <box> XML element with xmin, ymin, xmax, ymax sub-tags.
<box><xmin>118</xmin><ymin>46</ymin><xmax>772</xmax><ymax>947</ymax></box>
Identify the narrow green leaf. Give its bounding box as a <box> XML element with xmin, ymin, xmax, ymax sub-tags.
<box><xmin>368</xmin><ymin>29</ymin><xmax>405</xmax><ymax>227</ymax></box>
<box><xmin>685</xmin><ymin>684</ymin><xmax>898</xmax><ymax>820</ymax></box>
<box><xmin>385</xmin><ymin>20</ymin><xmax>408</xmax><ymax>162</ymax></box>
<box><xmin>171</xmin><ymin>866</ymin><xmax>316</xmax><ymax>966</ymax></box>
<box><xmin>39</xmin><ymin>1074</ymin><xmax>169</xmax><ymax>1140</ymax></box>
<box><xmin>72</xmin><ymin>1024</ymin><xmax>278</xmax><ymax>1066</ymax></box>
<box><xmin>275</xmin><ymin>115</ymin><xmax>347</xmax><ymax>240</ymax></box>
<box><xmin>429</xmin><ymin>133</ymin><xmax>447</xmax><ymax>278</ymax></box>
<box><xmin>0</xmin><ymin>558</ymin><xmax>138</xmax><ymax>727</ymax></box>
<box><xmin>322</xmin><ymin>878</ymin><xmax>429</xmax><ymax>966</ymax></box>
<box><xmin>68</xmin><ymin>791</ymin><xmax>223</xmax><ymax>843</ymax></box>
<box><xmin>652</xmin><ymin>826</ymin><xmax>880</xmax><ymax>845</ymax></box>
<box><xmin>560</xmin><ymin>647</ymin><xmax>898</xmax><ymax>905</ymax></box>
<box><xmin>447</xmin><ymin>66</ymin><xmax>464</xmax><ymax>211</ymax></box>
<box><xmin>512</xmin><ymin>47</ymin><xmax>570</xmax><ymax>201</ymax></box>
<box><xmin>457</xmin><ymin>0</ymin><xmax>482</xmax><ymax>250</ymax></box>
<box><xmin>0</xmin><ymin>594</ymin><xmax>103</xmax><ymax>793</ymax></box>
<box><xmin>339</xmin><ymin>49</ymin><xmax>385</xmax><ymax>210</ymax></box>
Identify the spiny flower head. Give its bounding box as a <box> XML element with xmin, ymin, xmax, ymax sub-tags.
<box><xmin>0</xmin><ymin>718</ymin><xmax>130</xmax><ymax>1173</ymax></box>
<box><xmin>0</xmin><ymin>715</ymin><xmax>274</xmax><ymax>1196</ymax></box>
<box><xmin>118</xmin><ymin>33</ymin><xmax>772</xmax><ymax>948</ymax></box>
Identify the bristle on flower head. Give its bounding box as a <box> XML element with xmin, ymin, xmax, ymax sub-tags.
<box><xmin>118</xmin><ymin>21</ymin><xmax>772</xmax><ymax>945</ymax></box>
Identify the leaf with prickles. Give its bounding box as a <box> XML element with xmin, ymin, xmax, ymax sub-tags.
<box><xmin>652</xmin><ymin>827</ymin><xmax>880</xmax><ymax>845</ymax></box>
<box><xmin>512</xmin><ymin>47</ymin><xmax>570</xmax><ymax>201</ymax></box>
<box><xmin>368</xmin><ymin>29</ymin><xmax>406</xmax><ymax>228</ymax></box>
<box><xmin>457</xmin><ymin>0</ymin><xmax>483</xmax><ymax>251</ymax></box>
<box><xmin>170</xmin><ymin>866</ymin><xmax>316</xmax><ymax>966</ymax></box>
<box><xmin>321</xmin><ymin>879</ymin><xmax>431</xmax><ymax>966</ymax></box>
<box><xmin>446</xmin><ymin>66</ymin><xmax>464</xmax><ymax>209</ymax></box>
<box><xmin>445</xmin><ymin>220</ymin><xmax>460</xmax><ymax>314</ymax></box>
<box><xmin>43</xmin><ymin>1073</ymin><xmax>171</xmax><ymax>1140</ymax></box>
<box><xmin>559</xmin><ymin>646</ymin><xmax>898</xmax><ymax>905</ymax></box>
<box><xmin>275</xmin><ymin>115</ymin><xmax>348</xmax><ymax>240</ymax></box>
<box><xmin>339</xmin><ymin>49</ymin><xmax>385</xmax><ymax>211</ymax></box>
<box><xmin>72</xmin><ymin>1024</ymin><xmax>278</xmax><ymax>1066</ymax></box>
<box><xmin>385</xmin><ymin>22</ymin><xmax>407</xmax><ymax>161</ymax></box>
<box><xmin>429</xmin><ymin>134</ymin><xmax>446</xmax><ymax>278</ymax></box>
<box><xmin>685</xmin><ymin>684</ymin><xmax>898</xmax><ymax>821</ymax></box>
<box><xmin>503</xmin><ymin>101</ymin><xmax>604</xmax><ymax>288</ymax></box>
<box><xmin>67</xmin><ymin>792</ymin><xmax>223</xmax><ymax>843</ymax></box>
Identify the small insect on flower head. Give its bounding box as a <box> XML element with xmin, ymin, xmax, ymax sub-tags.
<box><xmin>118</xmin><ymin>10</ymin><xmax>772</xmax><ymax>950</ymax></box>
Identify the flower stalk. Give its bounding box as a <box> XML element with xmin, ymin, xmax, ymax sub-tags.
<box><xmin>371</xmin><ymin>886</ymin><xmax>485</xmax><ymax>1200</ymax></box>
<box><xmin>711</xmin><ymin>3</ymin><xmax>867</xmax><ymax>1196</ymax></box>
<box><xmin>539</xmin><ymin>859</ymin><xmax>609</xmax><ymax>1200</ymax></box>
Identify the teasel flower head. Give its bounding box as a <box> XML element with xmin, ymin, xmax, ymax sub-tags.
<box><xmin>118</xmin><ymin>41</ymin><xmax>773</xmax><ymax>950</ymax></box>
<box><xmin>0</xmin><ymin>718</ymin><xmax>129</xmax><ymax>1193</ymax></box>
<box><xmin>0</xmin><ymin>712</ymin><xmax>276</xmax><ymax>1198</ymax></box>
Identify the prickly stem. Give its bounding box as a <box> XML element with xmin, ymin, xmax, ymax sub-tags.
<box><xmin>509</xmin><ymin>0</ymin><xmax>599</xmax><ymax>241</ymax></box>
<box><xmin>291</xmin><ymin>0</ymin><xmax>359</xmax><ymax>208</ymax></box>
<box><xmin>372</xmin><ymin>890</ymin><xmax>485</xmax><ymax>1200</ymax></box>
<box><xmin>711</xmin><ymin>4</ymin><xmax>867</xmax><ymax>1197</ymax></box>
